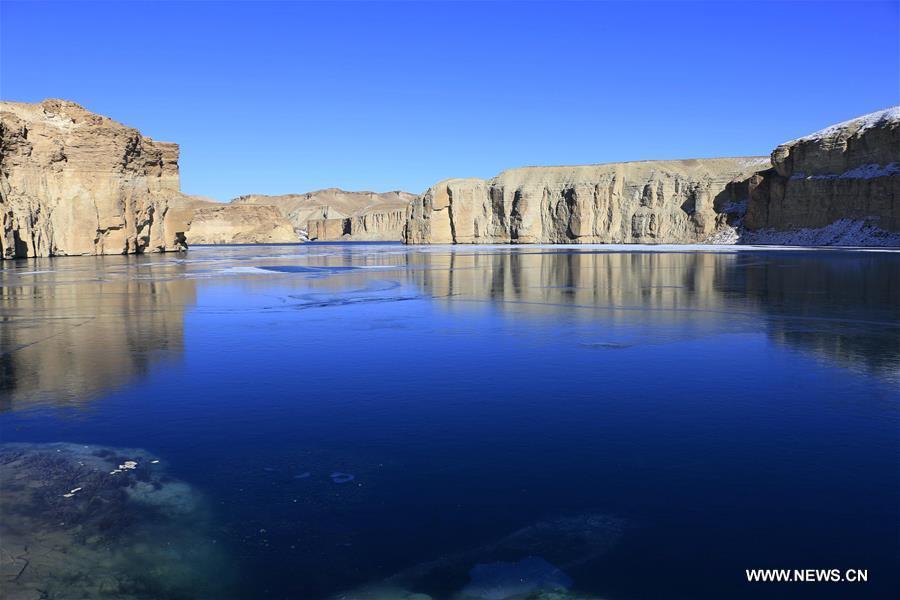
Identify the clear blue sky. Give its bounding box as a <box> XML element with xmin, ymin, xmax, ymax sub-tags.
<box><xmin>2</xmin><ymin>1</ymin><xmax>897</xmax><ymax>200</ymax></box>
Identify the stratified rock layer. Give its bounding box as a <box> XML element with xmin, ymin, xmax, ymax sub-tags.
<box><xmin>308</xmin><ymin>206</ymin><xmax>407</xmax><ymax>242</ymax></box>
<box><xmin>176</xmin><ymin>196</ymin><xmax>298</xmax><ymax>245</ymax></box>
<box><xmin>404</xmin><ymin>158</ymin><xmax>769</xmax><ymax>244</ymax></box>
<box><xmin>233</xmin><ymin>189</ymin><xmax>415</xmax><ymax>240</ymax></box>
<box><xmin>0</xmin><ymin>100</ymin><xmax>189</xmax><ymax>258</ymax></box>
<box><xmin>745</xmin><ymin>107</ymin><xmax>900</xmax><ymax>233</ymax></box>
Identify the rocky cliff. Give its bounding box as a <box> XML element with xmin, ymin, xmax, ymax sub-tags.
<box><xmin>232</xmin><ymin>189</ymin><xmax>415</xmax><ymax>240</ymax></box>
<box><xmin>307</xmin><ymin>206</ymin><xmax>408</xmax><ymax>241</ymax></box>
<box><xmin>174</xmin><ymin>196</ymin><xmax>298</xmax><ymax>245</ymax></box>
<box><xmin>744</xmin><ymin>106</ymin><xmax>899</xmax><ymax>240</ymax></box>
<box><xmin>1</xmin><ymin>100</ymin><xmax>189</xmax><ymax>258</ymax></box>
<box><xmin>404</xmin><ymin>158</ymin><xmax>769</xmax><ymax>244</ymax></box>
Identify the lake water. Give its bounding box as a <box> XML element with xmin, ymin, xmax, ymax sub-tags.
<box><xmin>1</xmin><ymin>243</ymin><xmax>898</xmax><ymax>600</ymax></box>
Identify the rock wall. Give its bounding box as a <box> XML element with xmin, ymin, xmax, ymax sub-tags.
<box><xmin>404</xmin><ymin>158</ymin><xmax>769</xmax><ymax>244</ymax></box>
<box><xmin>745</xmin><ymin>106</ymin><xmax>899</xmax><ymax>234</ymax></box>
<box><xmin>177</xmin><ymin>197</ymin><xmax>298</xmax><ymax>245</ymax></box>
<box><xmin>306</xmin><ymin>216</ymin><xmax>348</xmax><ymax>241</ymax></box>
<box><xmin>307</xmin><ymin>206</ymin><xmax>407</xmax><ymax>241</ymax></box>
<box><xmin>232</xmin><ymin>189</ymin><xmax>415</xmax><ymax>239</ymax></box>
<box><xmin>1</xmin><ymin>100</ymin><xmax>189</xmax><ymax>258</ymax></box>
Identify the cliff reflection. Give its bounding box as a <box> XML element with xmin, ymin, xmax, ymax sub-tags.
<box><xmin>1</xmin><ymin>246</ymin><xmax>897</xmax><ymax>413</ymax></box>
<box><xmin>406</xmin><ymin>248</ymin><xmax>900</xmax><ymax>380</ymax></box>
<box><xmin>734</xmin><ymin>252</ymin><xmax>900</xmax><ymax>378</ymax></box>
<box><xmin>0</xmin><ymin>257</ymin><xmax>196</xmax><ymax>411</ymax></box>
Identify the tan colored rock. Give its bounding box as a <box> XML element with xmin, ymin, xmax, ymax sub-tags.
<box><xmin>745</xmin><ymin>106</ymin><xmax>900</xmax><ymax>232</ymax></box>
<box><xmin>232</xmin><ymin>188</ymin><xmax>415</xmax><ymax>239</ymax></box>
<box><xmin>348</xmin><ymin>206</ymin><xmax>407</xmax><ymax>241</ymax></box>
<box><xmin>175</xmin><ymin>196</ymin><xmax>298</xmax><ymax>245</ymax></box>
<box><xmin>307</xmin><ymin>206</ymin><xmax>408</xmax><ymax>241</ymax></box>
<box><xmin>1</xmin><ymin>99</ymin><xmax>189</xmax><ymax>258</ymax></box>
<box><xmin>307</xmin><ymin>216</ymin><xmax>348</xmax><ymax>241</ymax></box>
<box><xmin>404</xmin><ymin>158</ymin><xmax>769</xmax><ymax>244</ymax></box>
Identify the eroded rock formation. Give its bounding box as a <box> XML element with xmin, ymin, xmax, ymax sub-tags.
<box><xmin>233</xmin><ymin>189</ymin><xmax>415</xmax><ymax>240</ymax></box>
<box><xmin>308</xmin><ymin>206</ymin><xmax>407</xmax><ymax>242</ymax></box>
<box><xmin>0</xmin><ymin>100</ymin><xmax>189</xmax><ymax>258</ymax></box>
<box><xmin>404</xmin><ymin>158</ymin><xmax>769</xmax><ymax>244</ymax></box>
<box><xmin>744</xmin><ymin>106</ymin><xmax>899</xmax><ymax>238</ymax></box>
<box><xmin>176</xmin><ymin>196</ymin><xmax>298</xmax><ymax>245</ymax></box>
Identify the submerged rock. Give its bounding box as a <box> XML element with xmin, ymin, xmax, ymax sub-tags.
<box><xmin>0</xmin><ymin>442</ymin><xmax>231</xmax><ymax>599</ymax></box>
<box><xmin>460</xmin><ymin>556</ymin><xmax>572</xmax><ymax>600</ymax></box>
<box><xmin>331</xmin><ymin>513</ymin><xmax>623</xmax><ymax>600</ymax></box>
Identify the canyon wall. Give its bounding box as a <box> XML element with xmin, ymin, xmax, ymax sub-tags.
<box><xmin>232</xmin><ymin>189</ymin><xmax>414</xmax><ymax>240</ymax></box>
<box><xmin>744</xmin><ymin>106</ymin><xmax>899</xmax><ymax>238</ymax></box>
<box><xmin>307</xmin><ymin>206</ymin><xmax>407</xmax><ymax>241</ymax></box>
<box><xmin>175</xmin><ymin>196</ymin><xmax>298</xmax><ymax>245</ymax></box>
<box><xmin>404</xmin><ymin>158</ymin><xmax>769</xmax><ymax>244</ymax></box>
<box><xmin>174</xmin><ymin>188</ymin><xmax>414</xmax><ymax>245</ymax></box>
<box><xmin>1</xmin><ymin>100</ymin><xmax>189</xmax><ymax>258</ymax></box>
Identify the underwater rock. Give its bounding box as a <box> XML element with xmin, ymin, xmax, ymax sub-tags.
<box><xmin>331</xmin><ymin>584</ymin><xmax>435</xmax><ymax>600</ymax></box>
<box><xmin>343</xmin><ymin>512</ymin><xmax>625</xmax><ymax>600</ymax></box>
<box><xmin>333</xmin><ymin>584</ymin><xmax>605</xmax><ymax>600</ymax></box>
<box><xmin>0</xmin><ymin>442</ymin><xmax>231</xmax><ymax>599</ymax></box>
<box><xmin>460</xmin><ymin>556</ymin><xmax>572</xmax><ymax>600</ymax></box>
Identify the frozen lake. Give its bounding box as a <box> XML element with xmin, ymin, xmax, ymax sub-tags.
<box><xmin>1</xmin><ymin>243</ymin><xmax>898</xmax><ymax>599</ymax></box>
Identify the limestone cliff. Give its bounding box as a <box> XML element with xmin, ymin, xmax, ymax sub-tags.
<box><xmin>232</xmin><ymin>189</ymin><xmax>415</xmax><ymax>240</ymax></box>
<box><xmin>744</xmin><ymin>106</ymin><xmax>899</xmax><ymax>237</ymax></box>
<box><xmin>174</xmin><ymin>196</ymin><xmax>298</xmax><ymax>245</ymax></box>
<box><xmin>1</xmin><ymin>99</ymin><xmax>188</xmax><ymax>258</ymax></box>
<box><xmin>307</xmin><ymin>205</ymin><xmax>408</xmax><ymax>241</ymax></box>
<box><xmin>404</xmin><ymin>158</ymin><xmax>769</xmax><ymax>244</ymax></box>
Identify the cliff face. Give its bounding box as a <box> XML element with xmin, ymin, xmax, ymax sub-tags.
<box><xmin>174</xmin><ymin>196</ymin><xmax>298</xmax><ymax>245</ymax></box>
<box><xmin>232</xmin><ymin>189</ymin><xmax>415</xmax><ymax>240</ymax></box>
<box><xmin>745</xmin><ymin>107</ymin><xmax>899</xmax><ymax>234</ymax></box>
<box><xmin>0</xmin><ymin>100</ymin><xmax>188</xmax><ymax>258</ymax></box>
<box><xmin>307</xmin><ymin>206</ymin><xmax>408</xmax><ymax>241</ymax></box>
<box><xmin>404</xmin><ymin>158</ymin><xmax>768</xmax><ymax>244</ymax></box>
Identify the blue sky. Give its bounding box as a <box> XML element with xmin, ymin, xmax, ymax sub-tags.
<box><xmin>1</xmin><ymin>1</ymin><xmax>897</xmax><ymax>200</ymax></box>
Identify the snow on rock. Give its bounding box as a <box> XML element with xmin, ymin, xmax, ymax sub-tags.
<box><xmin>739</xmin><ymin>219</ymin><xmax>900</xmax><ymax>247</ymax></box>
<box><xmin>789</xmin><ymin>106</ymin><xmax>900</xmax><ymax>144</ymax></box>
